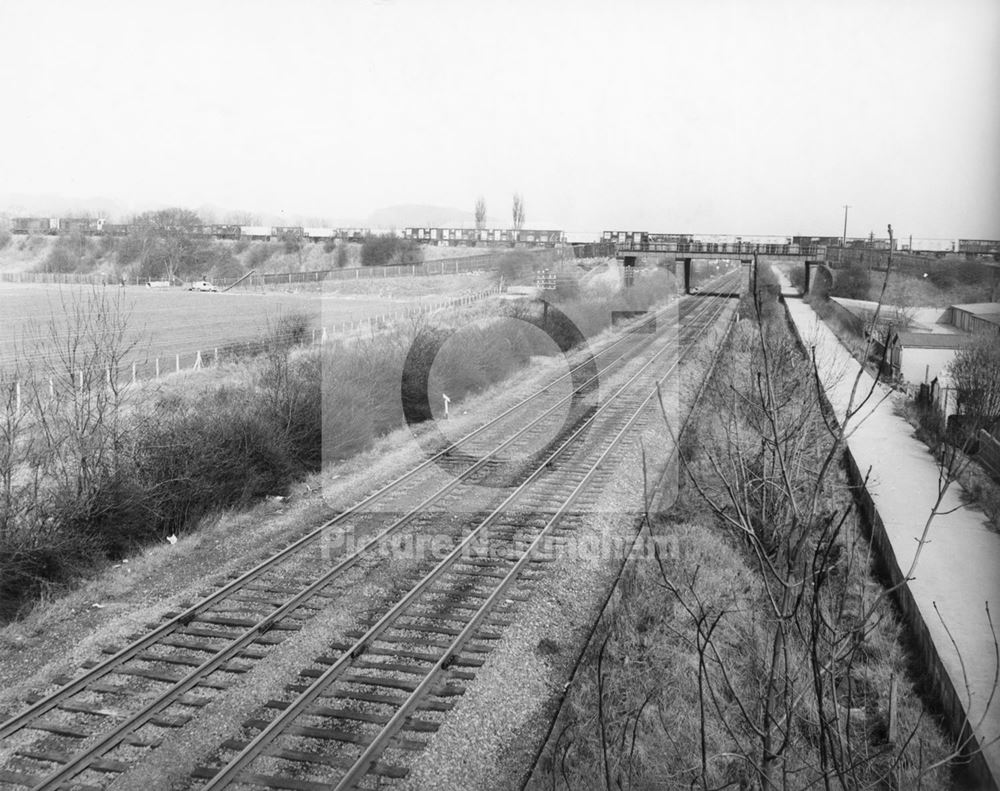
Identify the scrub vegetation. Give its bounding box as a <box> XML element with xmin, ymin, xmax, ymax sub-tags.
<box><xmin>0</xmin><ymin>265</ymin><xmax>676</xmax><ymax>621</ymax></box>
<box><xmin>531</xmin><ymin>266</ymin><xmax>980</xmax><ymax>790</ymax></box>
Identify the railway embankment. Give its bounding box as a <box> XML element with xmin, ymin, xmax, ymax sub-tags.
<box><xmin>784</xmin><ymin>296</ymin><xmax>1000</xmax><ymax>789</ymax></box>
<box><xmin>0</xmin><ymin>268</ymin><xmax>718</xmax><ymax>789</ymax></box>
<box><xmin>526</xmin><ymin>275</ymin><xmax>970</xmax><ymax>790</ymax></box>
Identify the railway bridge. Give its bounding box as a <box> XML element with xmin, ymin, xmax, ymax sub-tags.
<box><xmin>615</xmin><ymin>244</ymin><xmax>828</xmax><ymax>296</ymax></box>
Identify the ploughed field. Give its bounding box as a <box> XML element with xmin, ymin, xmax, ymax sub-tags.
<box><xmin>0</xmin><ymin>276</ymin><xmax>491</xmax><ymax>381</ymax></box>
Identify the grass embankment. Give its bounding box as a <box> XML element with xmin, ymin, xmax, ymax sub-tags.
<box><xmin>529</xmin><ymin>277</ymin><xmax>961</xmax><ymax>790</ymax></box>
<box><xmin>0</xmin><ymin>229</ymin><xmax>506</xmax><ymax>283</ymax></box>
<box><xmin>808</xmin><ymin>256</ymin><xmax>998</xmax><ymax>308</ymax></box>
<box><xmin>0</xmin><ymin>265</ymin><xmax>677</xmax><ymax>621</ymax></box>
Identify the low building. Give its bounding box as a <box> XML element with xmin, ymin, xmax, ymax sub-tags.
<box><xmin>887</xmin><ymin>331</ymin><xmax>975</xmax><ymax>384</ymax></box>
<box><xmin>947</xmin><ymin>302</ymin><xmax>1000</xmax><ymax>335</ymax></box>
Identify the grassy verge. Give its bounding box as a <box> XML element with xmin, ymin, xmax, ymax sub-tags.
<box><xmin>0</xmin><ymin>267</ymin><xmax>677</xmax><ymax>621</ymax></box>
<box><xmin>528</xmin><ymin>278</ymin><xmax>962</xmax><ymax>790</ymax></box>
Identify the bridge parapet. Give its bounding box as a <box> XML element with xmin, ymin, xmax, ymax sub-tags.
<box><xmin>614</xmin><ymin>242</ymin><xmax>824</xmax><ymax>259</ymax></box>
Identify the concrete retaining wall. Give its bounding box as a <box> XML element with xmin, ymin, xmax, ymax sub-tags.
<box><xmin>783</xmin><ymin>299</ymin><xmax>997</xmax><ymax>791</ymax></box>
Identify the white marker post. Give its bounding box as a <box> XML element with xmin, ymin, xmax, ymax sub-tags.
<box><xmin>442</xmin><ymin>393</ymin><xmax>451</xmax><ymax>420</ymax></box>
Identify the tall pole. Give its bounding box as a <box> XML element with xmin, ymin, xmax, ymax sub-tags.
<box><xmin>841</xmin><ymin>204</ymin><xmax>851</xmax><ymax>248</ymax></box>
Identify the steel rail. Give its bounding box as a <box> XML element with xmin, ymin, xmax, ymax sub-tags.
<box><xmin>195</xmin><ymin>286</ymin><xmax>737</xmax><ymax>790</ymax></box>
<box><xmin>15</xmin><ymin>294</ymin><xmax>716</xmax><ymax>790</ymax></box>
<box><xmin>0</xmin><ymin>289</ymin><xmax>674</xmax><ymax>742</ymax></box>
<box><xmin>9</xmin><ymin>276</ymin><xmax>738</xmax><ymax>787</ymax></box>
<box><xmin>334</xmin><ymin>302</ymin><xmax>725</xmax><ymax>790</ymax></box>
<box><xmin>336</xmin><ymin>288</ymin><xmax>740</xmax><ymax>788</ymax></box>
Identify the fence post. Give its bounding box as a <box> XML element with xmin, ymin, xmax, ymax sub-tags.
<box><xmin>132</xmin><ymin>362</ymin><xmax>137</xmax><ymax>385</ymax></box>
<box><xmin>155</xmin><ymin>358</ymin><xmax>160</xmax><ymax>379</ymax></box>
<box><xmin>175</xmin><ymin>354</ymin><xmax>180</xmax><ymax>373</ymax></box>
<box><xmin>193</xmin><ymin>351</ymin><xmax>202</xmax><ymax>371</ymax></box>
<box><xmin>77</xmin><ymin>370</ymin><xmax>83</xmax><ymax>389</ymax></box>
<box><xmin>15</xmin><ymin>380</ymin><xmax>20</xmax><ymax>411</ymax></box>
<box><xmin>322</xmin><ymin>327</ymin><xmax>328</xmax><ymax>344</ymax></box>
<box><xmin>49</xmin><ymin>379</ymin><xmax>54</xmax><ymax>398</ymax></box>
<box><xmin>214</xmin><ymin>347</ymin><xmax>219</xmax><ymax>365</ymax></box>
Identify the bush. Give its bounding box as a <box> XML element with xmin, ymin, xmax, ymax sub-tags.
<box><xmin>37</xmin><ymin>231</ymin><xmax>100</xmax><ymax>273</ymax></box>
<box><xmin>115</xmin><ymin>234</ymin><xmax>145</xmax><ymax>265</ymax></box>
<box><xmin>246</xmin><ymin>242</ymin><xmax>277</xmax><ymax>269</ymax></box>
<box><xmin>0</xmin><ymin>229</ymin><xmax>11</xmax><ymax>249</ymax></box>
<box><xmin>280</xmin><ymin>232</ymin><xmax>301</xmax><ymax>255</ymax></box>
<box><xmin>831</xmin><ymin>263</ymin><xmax>871</xmax><ymax>299</ymax></box>
<box><xmin>3</xmin><ymin>285</ymin><xmax>663</xmax><ymax>620</ymax></box>
<box><xmin>335</xmin><ymin>243</ymin><xmax>350</xmax><ymax>268</ymax></box>
<box><xmin>197</xmin><ymin>243</ymin><xmax>243</xmax><ymax>281</ymax></box>
<box><xmin>360</xmin><ymin>235</ymin><xmax>421</xmax><ymax>267</ymax></box>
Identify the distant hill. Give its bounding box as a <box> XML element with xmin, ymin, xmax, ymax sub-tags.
<box><xmin>366</xmin><ymin>204</ymin><xmax>474</xmax><ymax>229</ymax></box>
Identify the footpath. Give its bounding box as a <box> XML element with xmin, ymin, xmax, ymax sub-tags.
<box><xmin>784</xmin><ymin>295</ymin><xmax>1000</xmax><ymax>788</ymax></box>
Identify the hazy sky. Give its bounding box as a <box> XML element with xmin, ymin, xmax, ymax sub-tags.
<box><xmin>1</xmin><ymin>0</ymin><xmax>998</xmax><ymax>239</ymax></box>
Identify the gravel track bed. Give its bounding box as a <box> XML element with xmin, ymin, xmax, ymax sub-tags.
<box><xmin>398</xmin><ymin>301</ymin><xmax>735</xmax><ymax>790</ymax></box>
<box><xmin>0</xmin><ymin>296</ymin><xmax>688</xmax><ymax>788</ymax></box>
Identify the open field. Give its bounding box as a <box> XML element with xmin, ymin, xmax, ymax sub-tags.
<box><xmin>0</xmin><ymin>273</ymin><xmax>495</xmax><ymax>379</ymax></box>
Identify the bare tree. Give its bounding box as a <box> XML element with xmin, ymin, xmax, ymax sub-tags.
<box><xmin>224</xmin><ymin>210</ymin><xmax>260</xmax><ymax>225</ymax></box>
<box><xmin>475</xmin><ymin>196</ymin><xmax>487</xmax><ymax>230</ymax></box>
<box><xmin>635</xmin><ymin>237</ymin><xmax>999</xmax><ymax>789</ymax></box>
<box><xmin>949</xmin><ymin>334</ymin><xmax>1000</xmax><ymax>425</ymax></box>
<box><xmin>512</xmin><ymin>192</ymin><xmax>525</xmax><ymax>232</ymax></box>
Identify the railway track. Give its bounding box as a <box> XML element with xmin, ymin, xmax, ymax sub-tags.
<box><xmin>0</xmin><ymin>271</ymin><xmax>740</xmax><ymax>790</ymax></box>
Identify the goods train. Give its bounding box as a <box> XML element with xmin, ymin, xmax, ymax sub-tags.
<box><xmin>402</xmin><ymin>227</ymin><xmax>565</xmax><ymax>247</ymax></box>
<box><xmin>603</xmin><ymin>231</ymin><xmax>1000</xmax><ymax>259</ymax></box>
<box><xmin>9</xmin><ymin>217</ymin><xmax>567</xmax><ymax>248</ymax></box>
<box><xmin>9</xmin><ymin>217</ymin><xmax>373</xmax><ymax>243</ymax></box>
<box><xmin>603</xmin><ymin>231</ymin><xmax>812</xmax><ymax>256</ymax></box>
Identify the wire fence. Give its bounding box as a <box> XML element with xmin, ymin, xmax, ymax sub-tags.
<box><xmin>1</xmin><ymin>286</ymin><xmax>502</xmax><ymax>409</ymax></box>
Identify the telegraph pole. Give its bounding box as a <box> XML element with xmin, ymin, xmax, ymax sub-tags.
<box><xmin>841</xmin><ymin>204</ymin><xmax>851</xmax><ymax>247</ymax></box>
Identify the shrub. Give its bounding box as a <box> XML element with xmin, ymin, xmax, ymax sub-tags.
<box><xmin>0</xmin><ymin>229</ymin><xmax>11</xmax><ymax>249</ymax></box>
<box><xmin>42</xmin><ymin>245</ymin><xmax>77</xmax><ymax>273</ymax></box>
<box><xmin>37</xmin><ymin>231</ymin><xmax>100</xmax><ymax>273</ymax></box>
<box><xmin>360</xmin><ymin>235</ymin><xmax>421</xmax><ymax>267</ymax></box>
<box><xmin>280</xmin><ymin>232</ymin><xmax>301</xmax><ymax>255</ymax></box>
<box><xmin>335</xmin><ymin>243</ymin><xmax>350</xmax><ymax>268</ymax></box>
<box><xmin>831</xmin><ymin>262</ymin><xmax>871</xmax><ymax>299</ymax></box>
<box><xmin>246</xmin><ymin>242</ymin><xmax>277</xmax><ymax>269</ymax></box>
<box><xmin>270</xmin><ymin>312</ymin><xmax>312</xmax><ymax>349</ymax></box>
<box><xmin>233</xmin><ymin>237</ymin><xmax>250</xmax><ymax>254</ymax></box>
<box><xmin>115</xmin><ymin>234</ymin><xmax>145</xmax><ymax>265</ymax></box>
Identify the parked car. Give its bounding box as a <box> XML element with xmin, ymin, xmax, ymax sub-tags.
<box><xmin>188</xmin><ymin>280</ymin><xmax>218</xmax><ymax>292</ymax></box>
